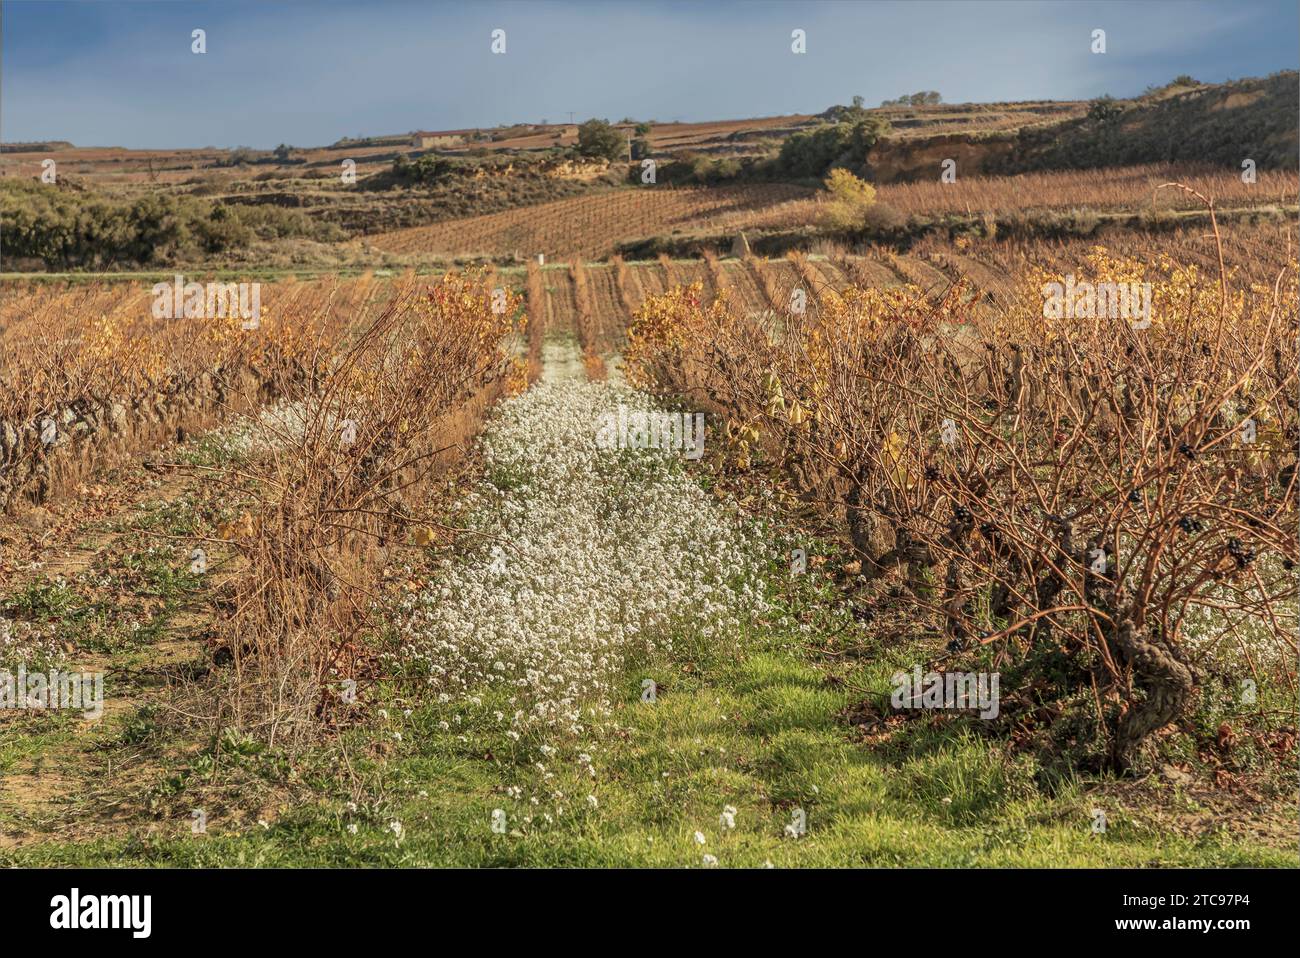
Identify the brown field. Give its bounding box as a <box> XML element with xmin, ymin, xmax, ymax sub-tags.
<box><xmin>876</xmin><ymin>163</ymin><xmax>1296</xmax><ymax>215</ymax></box>
<box><xmin>492</xmin><ymin>219</ymin><xmax>1300</xmax><ymax>348</ymax></box>
<box><xmin>365</xmin><ymin>183</ymin><xmax>814</xmax><ymax>259</ymax></box>
<box><xmin>673</xmin><ymin>164</ymin><xmax>1298</xmax><ymax>237</ymax></box>
<box><xmin>873</xmin><ymin>99</ymin><xmax>1087</xmax><ymax>138</ymax></box>
<box><xmin>0</xmin><ymin>115</ymin><xmax>823</xmax><ymax>192</ymax></box>
<box><xmin>0</xmin><ymin>97</ymin><xmax>1093</xmax><ymax>214</ymax></box>
<box><xmin>925</xmin><ymin>219</ymin><xmax>1299</xmax><ymax>288</ymax></box>
<box><xmin>6</xmin><ymin>0</ymin><xmax>1300</xmax><ymax>877</ymax></box>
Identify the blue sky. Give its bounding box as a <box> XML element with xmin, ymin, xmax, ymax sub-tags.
<box><xmin>2</xmin><ymin>0</ymin><xmax>1296</xmax><ymax>148</ymax></box>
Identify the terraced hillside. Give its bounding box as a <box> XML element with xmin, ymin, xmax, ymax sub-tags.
<box><xmin>365</xmin><ymin>184</ymin><xmax>814</xmax><ymax>260</ymax></box>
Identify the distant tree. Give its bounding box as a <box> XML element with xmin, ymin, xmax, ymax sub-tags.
<box><xmin>713</xmin><ymin>157</ymin><xmax>741</xmax><ymax>181</ymax></box>
<box><xmin>125</xmin><ymin>194</ymin><xmax>189</xmax><ymax>263</ymax></box>
<box><xmin>273</xmin><ymin>143</ymin><xmax>292</xmax><ymax>161</ymax></box>
<box><xmin>635</xmin><ymin>122</ymin><xmax>652</xmax><ymax>136</ymax></box>
<box><xmin>630</xmin><ymin>136</ymin><xmax>651</xmax><ymax>160</ymax></box>
<box><xmin>391</xmin><ymin>153</ymin><xmax>457</xmax><ymax>185</ymax></box>
<box><xmin>577</xmin><ymin>119</ymin><xmax>627</xmax><ymax>161</ymax></box>
<box><xmin>824</xmin><ymin>98</ymin><xmax>870</xmax><ymax>122</ymax></box>
<box><xmin>777</xmin><ymin>114</ymin><xmax>889</xmax><ymax>178</ymax></box>
<box><xmin>194</xmin><ymin>201</ymin><xmax>253</xmax><ymax>252</ymax></box>
<box><xmin>1088</xmin><ymin>95</ymin><xmax>1123</xmax><ymax>122</ymax></box>
<box><xmin>881</xmin><ymin>90</ymin><xmax>943</xmax><ymax>107</ymax></box>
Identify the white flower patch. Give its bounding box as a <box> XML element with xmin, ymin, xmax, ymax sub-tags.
<box><xmin>719</xmin><ymin>805</ymin><xmax>737</xmax><ymax>830</ymax></box>
<box><xmin>399</xmin><ymin>380</ymin><xmax>767</xmax><ymax>740</ymax></box>
<box><xmin>0</xmin><ymin>614</ymin><xmax>62</xmax><ymax>672</ymax></box>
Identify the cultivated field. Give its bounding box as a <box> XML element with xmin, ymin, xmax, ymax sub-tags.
<box><xmin>2</xmin><ymin>61</ymin><xmax>1297</xmax><ymax>876</ymax></box>
<box><xmin>875</xmin><ymin>164</ymin><xmax>1295</xmax><ymax>215</ymax></box>
<box><xmin>365</xmin><ymin>184</ymin><xmax>814</xmax><ymax>260</ymax></box>
<box><xmin>4</xmin><ymin>210</ymin><xmax>1297</xmax><ymax>864</ymax></box>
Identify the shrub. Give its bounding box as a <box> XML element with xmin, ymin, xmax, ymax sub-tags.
<box><xmin>1088</xmin><ymin>96</ymin><xmax>1123</xmax><ymax>123</ymax></box>
<box><xmin>0</xmin><ymin>179</ymin><xmax>340</xmax><ymax>269</ymax></box>
<box><xmin>821</xmin><ymin>168</ymin><xmax>877</xmax><ymax>230</ymax></box>
<box><xmin>777</xmin><ymin>115</ymin><xmax>889</xmax><ymax>178</ymax></box>
<box><xmin>577</xmin><ymin>119</ymin><xmax>627</xmax><ymax>161</ymax></box>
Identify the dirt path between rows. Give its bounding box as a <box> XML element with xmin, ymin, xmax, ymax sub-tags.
<box><xmin>0</xmin><ymin>445</ymin><xmax>228</xmax><ymax>848</ymax></box>
<box><xmin>541</xmin><ymin>336</ymin><xmax>587</xmax><ymax>384</ymax></box>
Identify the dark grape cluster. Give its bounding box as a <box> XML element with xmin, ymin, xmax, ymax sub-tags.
<box><xmin>1226</xmin><ymin>538</ymin><xmax>1256</xmax><ymax>569</ymax></box>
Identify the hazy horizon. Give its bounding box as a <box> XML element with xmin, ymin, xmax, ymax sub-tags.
<box><xmin>2</xmin><ymin>0</ymin><xmax>1297</xmax><ymax>150</ymax></box>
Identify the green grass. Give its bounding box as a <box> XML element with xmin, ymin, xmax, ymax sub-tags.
<box><xmin>0</xmin><ymin>545</ymin><xmax>204</xmax><ymax>657</ymax></box>
<box><xmin>5</xmin><ymin>605</ymin><xmax>1292</xmax><ymax>867</ymax></box>
<box><xmin>2</xmin><ymin>577</ymin><xmax>82</xmax><ymax>623</ymax></box>
<box><xmin>2</xmin><ymin>492</ymin><xmax>1293</xmax><ymax>868</ymax></box>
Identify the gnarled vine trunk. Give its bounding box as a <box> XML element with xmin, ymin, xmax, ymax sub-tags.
<box><xmin>1109</xmin><ymin>621</ymin><xmax>1196</xmax><ymax>773</ymax></box>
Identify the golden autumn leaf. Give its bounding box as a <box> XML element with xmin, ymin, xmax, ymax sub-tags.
<box><xmin>218</xmin><ymin>511</ymin><xmax>258</xmax><ymax>540</ymax></box>
<box><xmin>882</xmin><ymin>430</ymin><xmax>910</xmax><ymax>487</ymax></box>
